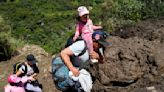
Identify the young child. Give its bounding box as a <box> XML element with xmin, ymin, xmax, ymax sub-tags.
<box><xmin>4</xmin><ymin>74</ymin><xmax>42</xmax><ymax>92</ymax></box>
<box><xmin>73</xmin><ymin>6</ymin><xmax>102</xmax><ymax>62</ymax></box>
<box><xmin>4</xmin><ymin>74</ymin><xmax>33</xmax><ymax>92</ymax></box>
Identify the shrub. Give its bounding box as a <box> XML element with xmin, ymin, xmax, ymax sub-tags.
<box><xmin>0</xmin><ymin>16</ymin><xmax>24</xmax><ymax>61</ymax></box>
<box><xmin>101</xmin><ymin>0</ymin><xmax>164</xmax><ymax>32</ymax></box>
<box><xmin>139</xmin><ymin>0</ymin><xmax>164</xmax><ymax>19</ymax></box>
<box><xmin>0</xmin><ymin>0</ymin><xmax>164</xmax><ymax>54</ymax></box>
<box><xmin>101</xmin><ymin>0</ymin><xmax>143</xmax><ymax>31</ymax></box>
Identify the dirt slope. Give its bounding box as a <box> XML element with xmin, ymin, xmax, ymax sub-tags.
<box><xmin>0</xmin><ymin>45</ymin><xmax>60</xmax><ymax>92</ymax></box>
<box><xmin>91</xmin><ymin>18</ymin><xmax>164</xmax><ymax>92</ymax></box>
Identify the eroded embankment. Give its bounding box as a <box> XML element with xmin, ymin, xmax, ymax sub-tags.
<box><xmin>91</xmin><ymin>18</ymin><xmax>164</xmax><ymax>92</ymax></box>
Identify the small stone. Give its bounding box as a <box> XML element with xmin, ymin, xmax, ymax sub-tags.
<box><xmin>146</xmin><ymin>86</ymin><xmax>157</xmax><ymax>92</ymax></box>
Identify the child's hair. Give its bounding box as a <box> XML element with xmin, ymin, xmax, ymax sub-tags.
<box><xmin>10</xmin><ymin>82</ymin><xmax>21</xmax><ymax>86</ymax></box>
<box><xmin>76</xmin><ymin>16</ymin><xmax>81</xmax><ymax>21</ymax></box>
<box><xmin>75</xmin><ymin>15</ymin><xmax>87</xmax><ymax>24</ymax></box>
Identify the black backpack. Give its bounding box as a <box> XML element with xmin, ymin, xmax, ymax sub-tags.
<box><xmin>65</xmin><ymin>34</ymin><xmax>87</xmax><ymax>57</ymax></box>
<box><xmin>13</xmin><ymin>62</ymin><xmax>27</xmax><ymax>77</ymax></box>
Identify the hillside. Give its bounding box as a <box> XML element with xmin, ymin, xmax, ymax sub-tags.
<box><xmin>93</xmin><ymin>18</ymin><xmax>164</xmax><ymax>92</ymax></box>
<box><xmin>0</xmin><ymin>0</ymin><xmax>164</xmax><ymax>92</ymax></box>
<box><xmin>0</xmin><ymin>0</ymin><xmax>163</xmax><ymax>55</ymax></box>
<box><xmin>0</xmin><ymin>18</ymin><xmax>164</xmax><ymax>92</ymax></box>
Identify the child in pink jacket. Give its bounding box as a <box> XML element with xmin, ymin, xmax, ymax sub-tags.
<box><xmin>4</xmin><ymin>74</ymin><xmax>34</xmax><ymax>92</ymax></box>
<box><xmin>73</xmin><ymin>6</ymin><xmax>102</xmax><ymax>62</ymax></box>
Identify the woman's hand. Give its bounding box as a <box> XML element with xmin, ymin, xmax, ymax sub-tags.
<box><xmin>16</xmin><ymin>70</ymin><xmax>23</xmax><ymax>77</ymax></box>
<box><xmin>90</xmin><ymin>51</ymin><xmax>99</xmax><ymax>59</ymax></box>
<box><xmin>30</xmin><ymin>73</ymin><xmax>38</xmax><ymax>79</ymax></box>
<box><xmin>70</xmin><ymin>66</ymin><xmax>80</xmax><ymax>77</ymax></box>
<box><xmin>30</xmin><ymin>77</ymin><xmax>36</xmax><ymax>81</ymax></box>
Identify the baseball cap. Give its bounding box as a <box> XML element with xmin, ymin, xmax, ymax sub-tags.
<box><xmin>92</xmin><ymin>31</ymin><xmax>111</xmax><ymax>47</ymax></box>
<box><xmin>26</xmin><ymin>54</ymin><xmax>37</xmax><ymax>65</ymax></box>
<box><xmin>8</xmin><ymin>74</ymin><xmax>21</xmax><ymax>83</ymax></box>
<box><xmin>77</xmin><ymin>6</ymin><xmax>89</xmax><ymax>17</ymax></box>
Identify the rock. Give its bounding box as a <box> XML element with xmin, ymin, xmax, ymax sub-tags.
<box><xmin>146</xmin><ymin>86</ymin><xmax>157</xmax><ymax>92</ymax></box>
<box><xmin>91</xmin><ymin>19</ymin><xmax>164</xmax><ymax>92</ymax></box>
<box><xmin>17</xmin><ymin>44</ymin><xmax>49</xmax><ymax>62</ymax></box>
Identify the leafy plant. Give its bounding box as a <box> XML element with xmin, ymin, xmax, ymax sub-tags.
<box><xmin>101</xmin><ymin>0</ymin><xmax>164</xmax><ymax>31</ymax></box>
<box><xmin>0</xmin><ymin>0</ymin><xmax>163</xmax><ymax>55</ymax></box>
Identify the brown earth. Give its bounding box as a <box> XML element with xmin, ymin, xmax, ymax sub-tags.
<box><xmin>91</xmin><ymin>18</ymin><xmax>164</xmax><ymax>92</ymax></box>
<box><xmin>0</xmin><ymin>18</ymin><xmax>164</xmax><ymax>92</ymax></box>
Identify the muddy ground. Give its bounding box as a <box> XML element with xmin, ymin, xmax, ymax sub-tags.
<box><xmin>0</xmin><ymin>18</ymin><xmax>164</xmax><ymax>92</ymax></box>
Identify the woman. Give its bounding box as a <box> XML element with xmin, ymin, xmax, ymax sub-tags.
<box><xmin>61</xmin><ymin>31</ymin><xmax>110</xmax><ymax>77</ymax></box>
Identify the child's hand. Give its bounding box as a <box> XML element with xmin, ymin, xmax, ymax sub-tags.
<box><xmin>93</xmin><ymin>25</ymin><xmax>103</xmax><ymax>30</ymax></box>
<box><xmin>73</xmin><ymin>37</ymin><xmax>77</xmax><ymax>42</ymax></box>
<box><xmin>98</xmin><ymin>26</ymin><xmax>103</xmax><ymax>29</ymax></box>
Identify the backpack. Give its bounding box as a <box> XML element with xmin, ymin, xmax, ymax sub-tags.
<box><xmin>51</xmin><ymin>55</ymin><xmax>75</xmax><ymax>91</ymax></box>
<box><xmin>65</xmin><ymin>34</ymin><xmax>87</xmax><ymax>57</ymax></box>
<box><xmin>52</xmin><ymin>55</ymin><xmax>91</xmax><ymax>91</ymax></box>
<box><xmin>13</xmin><ymin>62</ymin><xmax>27</xmax><ymax>77</ymax></box>
<box><xmin>52</xmin><ymin>34</ymin><xmax>89</xmax><ymax>91</ymax></box>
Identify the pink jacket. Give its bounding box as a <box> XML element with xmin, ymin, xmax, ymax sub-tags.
<box><xmin>4</xmin><ymin>84</ymin><xmax>25</xmax><ymax>92</ymax></box>
<box><xmin>4</xmin><ymin>76</ymin><xmax>32</xmax><ymax>92</ymax></box>
<box><xmin>74</xmin><ymin>19</ymin><xmax>102</xmax><ymax>38</ymax></box>
<box><xmin>74</xmin><ymin>19</ymin><xmax>102</xmax><ymax>52</ymax></box>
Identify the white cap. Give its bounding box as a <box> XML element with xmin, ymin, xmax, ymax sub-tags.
<box><xmin>77</xmin><ymin>6</ymin><xmax>89</xmax><ymax>16</ymax></box>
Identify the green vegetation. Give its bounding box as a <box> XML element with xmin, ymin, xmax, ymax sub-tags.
<box><xmin>101</xmin><ymin>0</ymin><xmax>164</xmax><ymax>30</ymax></box>
<box><xmin>0</xmin><ymin>0</ymin><xmax>103</xmax><ymax>54</ymax></box>
<box><xmin>0</xmin><ymin>16</ymin><xmax>24</xmax><ymax>60</ymax></box>
<box><xmin>0</xmin><ymin>0</ymin><xmax>163</xmax><ymax>57</ymax></box>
